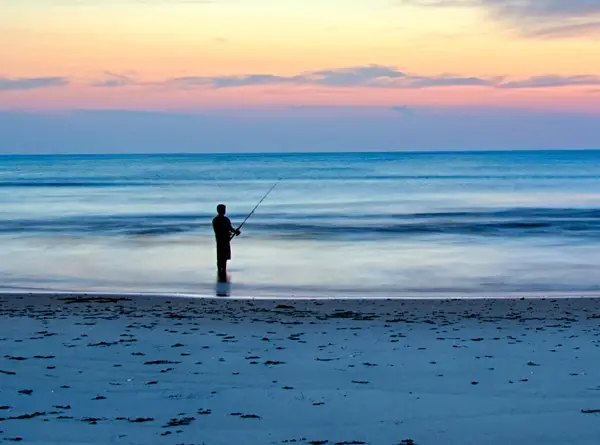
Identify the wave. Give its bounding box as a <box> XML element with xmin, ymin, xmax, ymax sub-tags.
<box><xmin>2</xmin><ymin>208</ymin><xmax>600</xmax><ymax>239</ymax></box>
<box><xmin>0</xmin><ymin>181</ymin><xmax>154</xmax><ymax>188</ymax></box>
<box><xmin>3</xmin><ymin>173</ymin><xmax>600</xmax><ymax>188</ymax></box>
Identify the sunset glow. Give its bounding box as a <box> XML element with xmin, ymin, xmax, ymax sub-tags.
<box><xmin>3</xmin><ymin>0</ymin><xmax>600</xmax><ymax>112</ymax></box>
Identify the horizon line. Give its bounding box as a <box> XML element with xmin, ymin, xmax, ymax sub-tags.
<box><xmin>2</xmin><ymin>148</ymin><xmax>600</xmax><ymax>156</ymax></box>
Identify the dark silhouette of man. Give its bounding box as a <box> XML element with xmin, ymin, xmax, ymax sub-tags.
<box><xmin>212</xmin><ymin>204</ymin><xmax>241</xmax><ymax>282</ymax></box>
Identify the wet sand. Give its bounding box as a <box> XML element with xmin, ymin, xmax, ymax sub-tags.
<box><xmin>1</xmin><ymin>293</ymin><xmax>600</xmax><ymax>445</ymax></box>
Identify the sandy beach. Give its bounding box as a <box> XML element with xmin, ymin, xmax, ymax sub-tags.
<box><xmin>1</xmin><ymin>294</ymin><xmax>600</xmax><ymax>445</ymax></box>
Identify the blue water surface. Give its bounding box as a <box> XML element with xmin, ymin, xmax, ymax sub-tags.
<box><xmin>2</xmin><ymin>151</ymin><xmax>600</xmax><ymax>297</ymax></box>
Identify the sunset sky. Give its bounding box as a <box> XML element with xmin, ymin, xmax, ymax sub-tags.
<box><xmin>2</xmin><ymin>0</ymin><xmax>600</xmax><ymax>152</ymax></box>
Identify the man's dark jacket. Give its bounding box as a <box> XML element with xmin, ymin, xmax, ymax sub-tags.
<box><xmin>212</xmin><ymin>215</ymin><xmax>235</xmax><ymax>262</ymax></box>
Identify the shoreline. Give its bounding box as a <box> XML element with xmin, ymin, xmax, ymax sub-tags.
<box><xmin>5</xmin><ymin>290</ymin><xmax>600</xmax><ymax>301</ymax></box>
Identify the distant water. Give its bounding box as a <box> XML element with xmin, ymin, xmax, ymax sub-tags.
<box><xmin>3</xmin><ymin>151</ymin><xmax>600</xmax><ymax>298</ymax></box>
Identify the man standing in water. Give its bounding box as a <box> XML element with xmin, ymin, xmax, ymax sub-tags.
<box><xmin>212</xmin><ymin>204</ymin><xmax>241</xmax><ymax>282</ymax></box>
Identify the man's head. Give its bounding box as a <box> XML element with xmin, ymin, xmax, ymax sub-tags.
<box><xmin>217</xmin><ymin>204</ymin><xmax>226</xmax><ymax>215</ymax></box>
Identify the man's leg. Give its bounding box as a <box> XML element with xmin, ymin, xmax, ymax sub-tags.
<box><xmin>217</xmin><ymin>259</ymin><xmax>227</xmax><ymax>282</ymax></box>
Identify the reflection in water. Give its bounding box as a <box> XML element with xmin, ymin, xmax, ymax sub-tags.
<box><xmin>215</xmin><ymin>280</ymin><xmax>231</xmax><ymax>297</ymax></box>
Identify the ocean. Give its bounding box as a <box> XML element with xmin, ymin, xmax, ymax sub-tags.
<box><xmin>2</xmin><ymin>151</ymin><xmax>600</xmax><ymax>298</ymax></box>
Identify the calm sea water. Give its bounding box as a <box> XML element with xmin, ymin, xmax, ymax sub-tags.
<box><xmin>2</xmin><ymin>151</ymin><xmax>600</xmax><ymax>298</ymax></box>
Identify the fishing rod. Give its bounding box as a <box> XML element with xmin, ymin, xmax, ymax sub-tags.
<box><xmin>230</xmin><ymin>178</ymin><xmax>283</xmax><ymax>240</ymax></box>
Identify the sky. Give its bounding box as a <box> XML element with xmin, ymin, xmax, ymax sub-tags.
<box><xmin>1</xmin><ymin>0</ymin><xmax>600</xmax><ymax>152</ymax></box>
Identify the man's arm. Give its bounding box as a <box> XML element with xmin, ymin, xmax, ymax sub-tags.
<box><xmin>228</xmin><ymin>218</ymin><xmax>241</xmax><ymax>236</ymax></box>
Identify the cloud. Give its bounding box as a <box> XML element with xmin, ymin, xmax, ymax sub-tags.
<box><xmin>5</xmin><ymin>67</ymin><xmax>595</xmax><ymax>94</ymax></box>
<box><xmin>526</xmin><ymin>21</ymin><xmax>600</xmax><ymax>38</ymax></box>
<box><xmin>84</xmin><ymin>65</ymin><xmax>600</xmax><ymax>91</ymax></box>
<box><xmin>211</xmin><ymin>74</ymin><xmax>296</xmax><ymax>88</ymax></box>
<box><xmin>306</xmin><ymin>65</ymin><xmax>406</xmax><ymax>87</ymax></box>
<box><xmin>405</xmin><ymin>74</ymin><xmax>496</xmax><ymax>88</ymax></box>
<box><xmin>90</xmin><ymin>72</ymin><xmax>136</xmax><ymax>88</ymax></box>
<box><xmin>499</xmin><ymin>75</ymin><xmax>600</xmax><ymax>89</ymax></box>
<box><xmin>161</xmin><ymin>67</ymin><xmax>598</xmax><ymax>90</ymax></box>
<box><xmin>50</xmin><ymin>0</ymin><xmax>215</xmax><ymax>5</ymax></box>
<box><xmin>402</xmin><ymin>0</ymin><xmax>600</xmax><ymax>38</ymax></box>
<box><xmin>488</xmin><ymin>0</ymin><xmax>600</xmax><ymax>19</ymax></box>
<box><xmin>164</xmin><ymin>65</ymin><xmax>496</xmax><ymax>90</ymax></box>
<box><xmin>402</xmin><ymin>0</ymin><xmax>600</xmax><ymax>17</ymax></box>
<box><xmin>0</xmin><ymin>77</ymin><xmax>69</xmax><ymax>91</ymax></box>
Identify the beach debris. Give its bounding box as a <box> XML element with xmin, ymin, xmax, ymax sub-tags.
<box><xmin>118</xmin><ymin>338</ymin><xmax>136</xmax><ymax>343</ymax></box>
<box><xmin>329</xmin><ymin>311</ymin><xmax>358</xmax><ymax>319</ymax></box>
<box><xmin>80</xmin><ymin>417</ymin><xmax>104</xmax><ymax>424</ymax></box>
<box><xmin>60</xmin><ymin>297</ymin><xmax>131</xmax><ymax>304</ymax></box>
<box><xmin>1</xmin><ymin>411</ymin><xmax>47</xmax><ymax>421</ymax></box>
<box><xmin>163</xmin><ymin>417</ymin><xmax>195</xmax><ymax>427</ymax></box>
<box><xmin>165</xmin><ymin>313</ymin><xmax>186</xmax><ymax>319</ymax></box>
<box><xmin>127</xmin><ymin>417</ymin><xmax>154</xmax><ymax>423</ymax></box>
<box><xmin>335</xmin><ymin>442</ymin><xmax>366</xmax><ymax>444</ymax></box>
<box><xmin>230</xmin><ymin>412</ymin><xmax>261</xmax><ymax>419</ymax></box>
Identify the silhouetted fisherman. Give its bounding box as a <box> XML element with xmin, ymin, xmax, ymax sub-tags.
<box><xmin>212</xmin><ymin>204</ymin><xmax>241</xmax><ymax>282</ymax></box>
